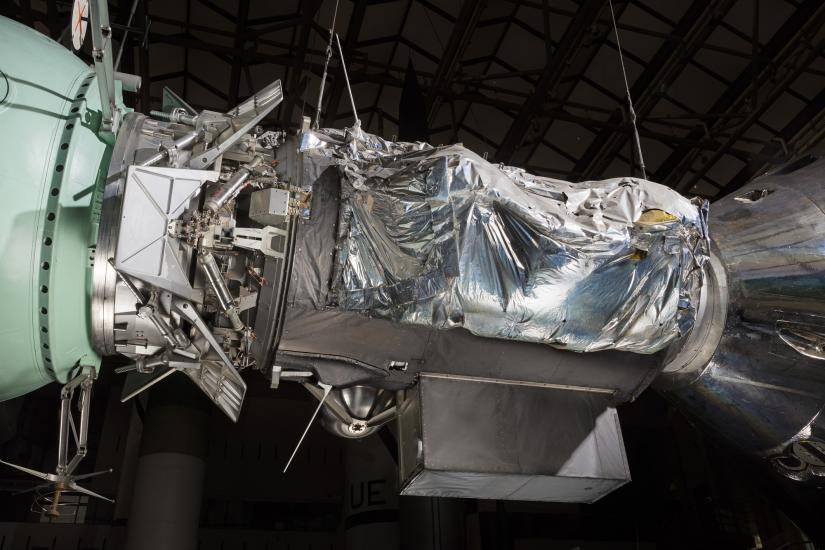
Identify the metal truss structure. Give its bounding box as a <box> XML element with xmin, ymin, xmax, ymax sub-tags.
<box><xmin>6</xmin><ymin>0</ymin><xmax>825</xmax><ymax>199</ymax></box>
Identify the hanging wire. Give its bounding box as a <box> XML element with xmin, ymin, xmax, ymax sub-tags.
<box><xmin>335</xmin><ymin>33</ymin><xmax>360</xmax><ymax>128</ymax></box>
<box><xmin>300</xmin><ymin>3</ymin><xmax>323</xmax><ymax>121</ymax></box>
<box><xmin>422</xmin><ymin>5</ymin><xmax>446</xmax><ymax>52</ymax></box>
<box><xmin>313</xmin><ymin>0</ymin><xmax>341</xmax><ymax>129</ymax></box>
<box><xmin>114</xmin><ymin>0</ymin><xmax>141</xmax><ymax>71</ymax></box>
<box><xmin>607</xmin><ymin>0</ymin><xmax>647</xmax><ymax>180</ymax></box>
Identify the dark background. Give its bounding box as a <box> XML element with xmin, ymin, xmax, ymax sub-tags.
<box><xmin>1</xmin><ymin>366</ymin><xmax>823</xmax><ymax>549</ymax></box>
<box><xmin>3</xmin><ymin>0</ymin><xmax>825</xmax><ymax>548</ymax></box>
<box><xmin>8</xmin><ymin>0</ymin><xmax>825</xmax><ymax>198</ymax></box>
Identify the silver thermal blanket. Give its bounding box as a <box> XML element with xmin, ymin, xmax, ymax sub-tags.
<box><xmin>299</xmin><ymin>127</ymin><xmax>708</xmax><ymax>354</ymax></box>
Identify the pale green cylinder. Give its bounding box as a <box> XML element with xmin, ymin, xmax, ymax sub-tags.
<box><xmin>0</xmin><ymin>16</ymin><xmax>122</xmax><ymax>400</ymax></box>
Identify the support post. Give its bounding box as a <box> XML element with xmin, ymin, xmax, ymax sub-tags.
<box><xmin>125</xmin><ymin>376</ymin><xmax>209</xmax><ymax>550</ymax></box>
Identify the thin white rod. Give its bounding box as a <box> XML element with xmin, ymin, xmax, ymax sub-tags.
<box><xmin>283</xmin><ymin>384</ymin><xmax>331</xmax><ymax>473</ymax></box>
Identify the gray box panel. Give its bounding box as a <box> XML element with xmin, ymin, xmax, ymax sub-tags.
<box><xmin>116</xmin><ymin>166</ymin><xmax>218</xmax><ymax>297</ymax></box>
<box><xmin>398</xmin><ymin>375</ymin><xmax>630</xmax><ymax>503</ymax></box>
<box><xmin>250</xmin><ymin>188</ymin><xmax>290</xmax><ymax>226</ymax></box>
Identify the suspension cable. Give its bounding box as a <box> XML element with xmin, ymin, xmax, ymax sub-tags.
<box><xmin>335</xmin><ymin>33</ymin><xmax>360</xmax><ymax>128</ymax></box>
<box><xmin>313</xmin><ymin>0</ymin><xmax>341</xmax><ymax>129</ymax></box>
<box><xmin>607</xmin><ymin>0</ymin><xmax>647</xmax><ymax>180</ymax></box>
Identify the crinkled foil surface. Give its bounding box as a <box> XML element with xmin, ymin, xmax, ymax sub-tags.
<box><xmin>300</xmin><ymin>127</ymin><xmax>708</xmax><ymax>354</ymax></box>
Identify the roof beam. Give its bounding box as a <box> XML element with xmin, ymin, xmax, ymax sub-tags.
<box><xmin>227</xmin><ymin>0</ymin><xmax>250</xmax><ymax>109</ymax></box>
<box><xmin>196</xmin><ymin>0</ymin><xmax>234</xmax><ymax>24</ymax></box>
<box><xmin>147</xmin><ymin>14</ymin><xmax>439</xmax><ymax>81</ymax></box>
<box><xmin>364</xmin><ymin>0</ymin><xmax>414</xmax><ymax>131</ymax></box>
<box><xmin>397</xmin><ymin>36</ymin><xmax>440</xmax><ymax>64</ymax></box>
<box><xmin>724</xmin><ymin>84</ymin><xmax>825</xmax><ymax>193</ymax></box>
<box><xmin>654</xmin><ymin>0</ymin><xmax>825</xmax><ymax>192</ymax></box>
<box><xmin>183</xmin><ymin>0</ymin><xmax>191</xmax><ymax>100</ymax></box>
<box><xmin>247</xmin><ymin>14</ymin><xmax>303</xmax><ymax>36</ymax></box>
<box><xmin>442</xmin><ymin>91</ymin><xmax>767</xmax><ymax>161</ymax></box>
<box><xmin>494</xmin><ymin>0</ymin><xmax>608</xmax><ymax>164</ymax></box>
<box><xmin>416</xmin><ymin>0</ymin><xmax>456</xmax><ymax>23</ymax></box>
<box><xmin>274</xmin><ymin>13</ymin><xmax>297</xmax><ymax>123</ymax></box>
<box><xmin>445</xmin><ymin>2</ymin><xmax>518</xmax><ymax>143</ymax></box>
<box><xmin>677</xmin><ymin>26</ymin><xmax>825</xmax><ymax>191</ymax></box>
<box><xmin>573</xmin><ymin>0</ymin><xmax>736</xmax><ymax>179</ymax></box>
<box><xmin>145</xmin><ymin>27</ymin><xmax>774</xmax><ymax>152</ymax></box>
<box><xmin>279</xmin><ymin>0</ymin><xmax>323</xmax><ymax>127</ymax></box>
<box><xmin>425</xmin><ymin>0</ymin><xmax>486</xmax><ymax>124</ymax></box>
<box><xmin>137</xmin><ymin>0</ymin><xmax>151</xmax><ymax>112</ymax></box>
<box><xmin>507</xmin><ymin>1</ymin><xmax>628</xmax><ymax>168</ymax></box>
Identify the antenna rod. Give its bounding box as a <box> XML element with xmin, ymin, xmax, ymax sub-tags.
<box><xmin>283</xmin><ymin>383</ymin><xmax>332</xmax><ymax>473</ymax></box>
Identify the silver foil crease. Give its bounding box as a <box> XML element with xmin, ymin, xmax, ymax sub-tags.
<box><xmin>300</xmin><ymin>127</ymin><xmax>708</xmax><ymax>354</ymax></box>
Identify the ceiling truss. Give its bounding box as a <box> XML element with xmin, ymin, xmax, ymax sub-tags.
<box><xmin>4</xmin><ymin>0</ymin><xmax>825</xmax><ymax>199</ymax></box>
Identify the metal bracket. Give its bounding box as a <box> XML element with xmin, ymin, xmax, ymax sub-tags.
<box><xmin>87</xmin><ymin>0</ymin><xmax>119</xmax><ymax>133</ymax></box>
<box><xmin>172</xmin><ymin>299</ymin><xmax>247</xmax><ymax>421</ymax></box>
<box><xmin>115</xmin><ymin>166</ymin><xmax>219</xmax><ymax>298</ymax></box>
<box><xmin>109</xmin><ymin>259</ymin><xmax>189</xmax><ymax>349</ymax></box>
<box><xmin>232</xmin><ymin>226</ymin><xmax>287</xmax><ymax>258</ymax></box>
<box><xmin>188</xmin><ymin>80</ymin><xmax>283</xmax><ymax>169</ymax></box>
<box><xmin>270</xmin><ymin>365</ymin><xmax>313</xmax><ymax>389</ymax></box>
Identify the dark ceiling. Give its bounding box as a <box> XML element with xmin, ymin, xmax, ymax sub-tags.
<box><xmin>7</xmin><ymin>0</ymin><xmax>825</xmax><ymax>199</ymax></box>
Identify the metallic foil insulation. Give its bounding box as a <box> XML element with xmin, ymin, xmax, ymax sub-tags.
<box><xmin>300</xmin><ymin>127</ymin><xmax>708</xmax><ymax>354</ymax></box>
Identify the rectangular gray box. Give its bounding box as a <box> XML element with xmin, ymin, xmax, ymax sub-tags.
<box><xmin>250</xmin><ymin>187</ymin><xmax>290</xmax><ymax>226</ymax></box>
<box><xmin>398</xmin><ymin>375</ymin><xmax>630</xmax><ymax>503</ymax></box>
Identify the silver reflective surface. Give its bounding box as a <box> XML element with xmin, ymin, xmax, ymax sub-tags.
<box><xmin>300</xmin><ymin>127</ymin><xmax>708</xmax><ymax>354</ymax></box>
<box><xmin>318</xmin><ymin>385</ymin><xmax>395</xmax><ymax>439</ymax></box>
<box><xmin>657</xmin><ymin>156</ymin><xmax>825</xmax><ymax>475</ymax></box>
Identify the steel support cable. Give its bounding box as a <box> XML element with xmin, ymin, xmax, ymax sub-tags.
<box><xmin>314</xmin><ymin>0</ymin><xmax>341</xmax><ymax>129</ymax></box>
<box><xmin>607</xmin><ymin>0</ymin><xmax>647</xmax><ymax>179</ymax></box>
<box><xmin>335</xmin><ymin>32</ymin><xmax>360</xmax><ymax>127</ymax></box>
